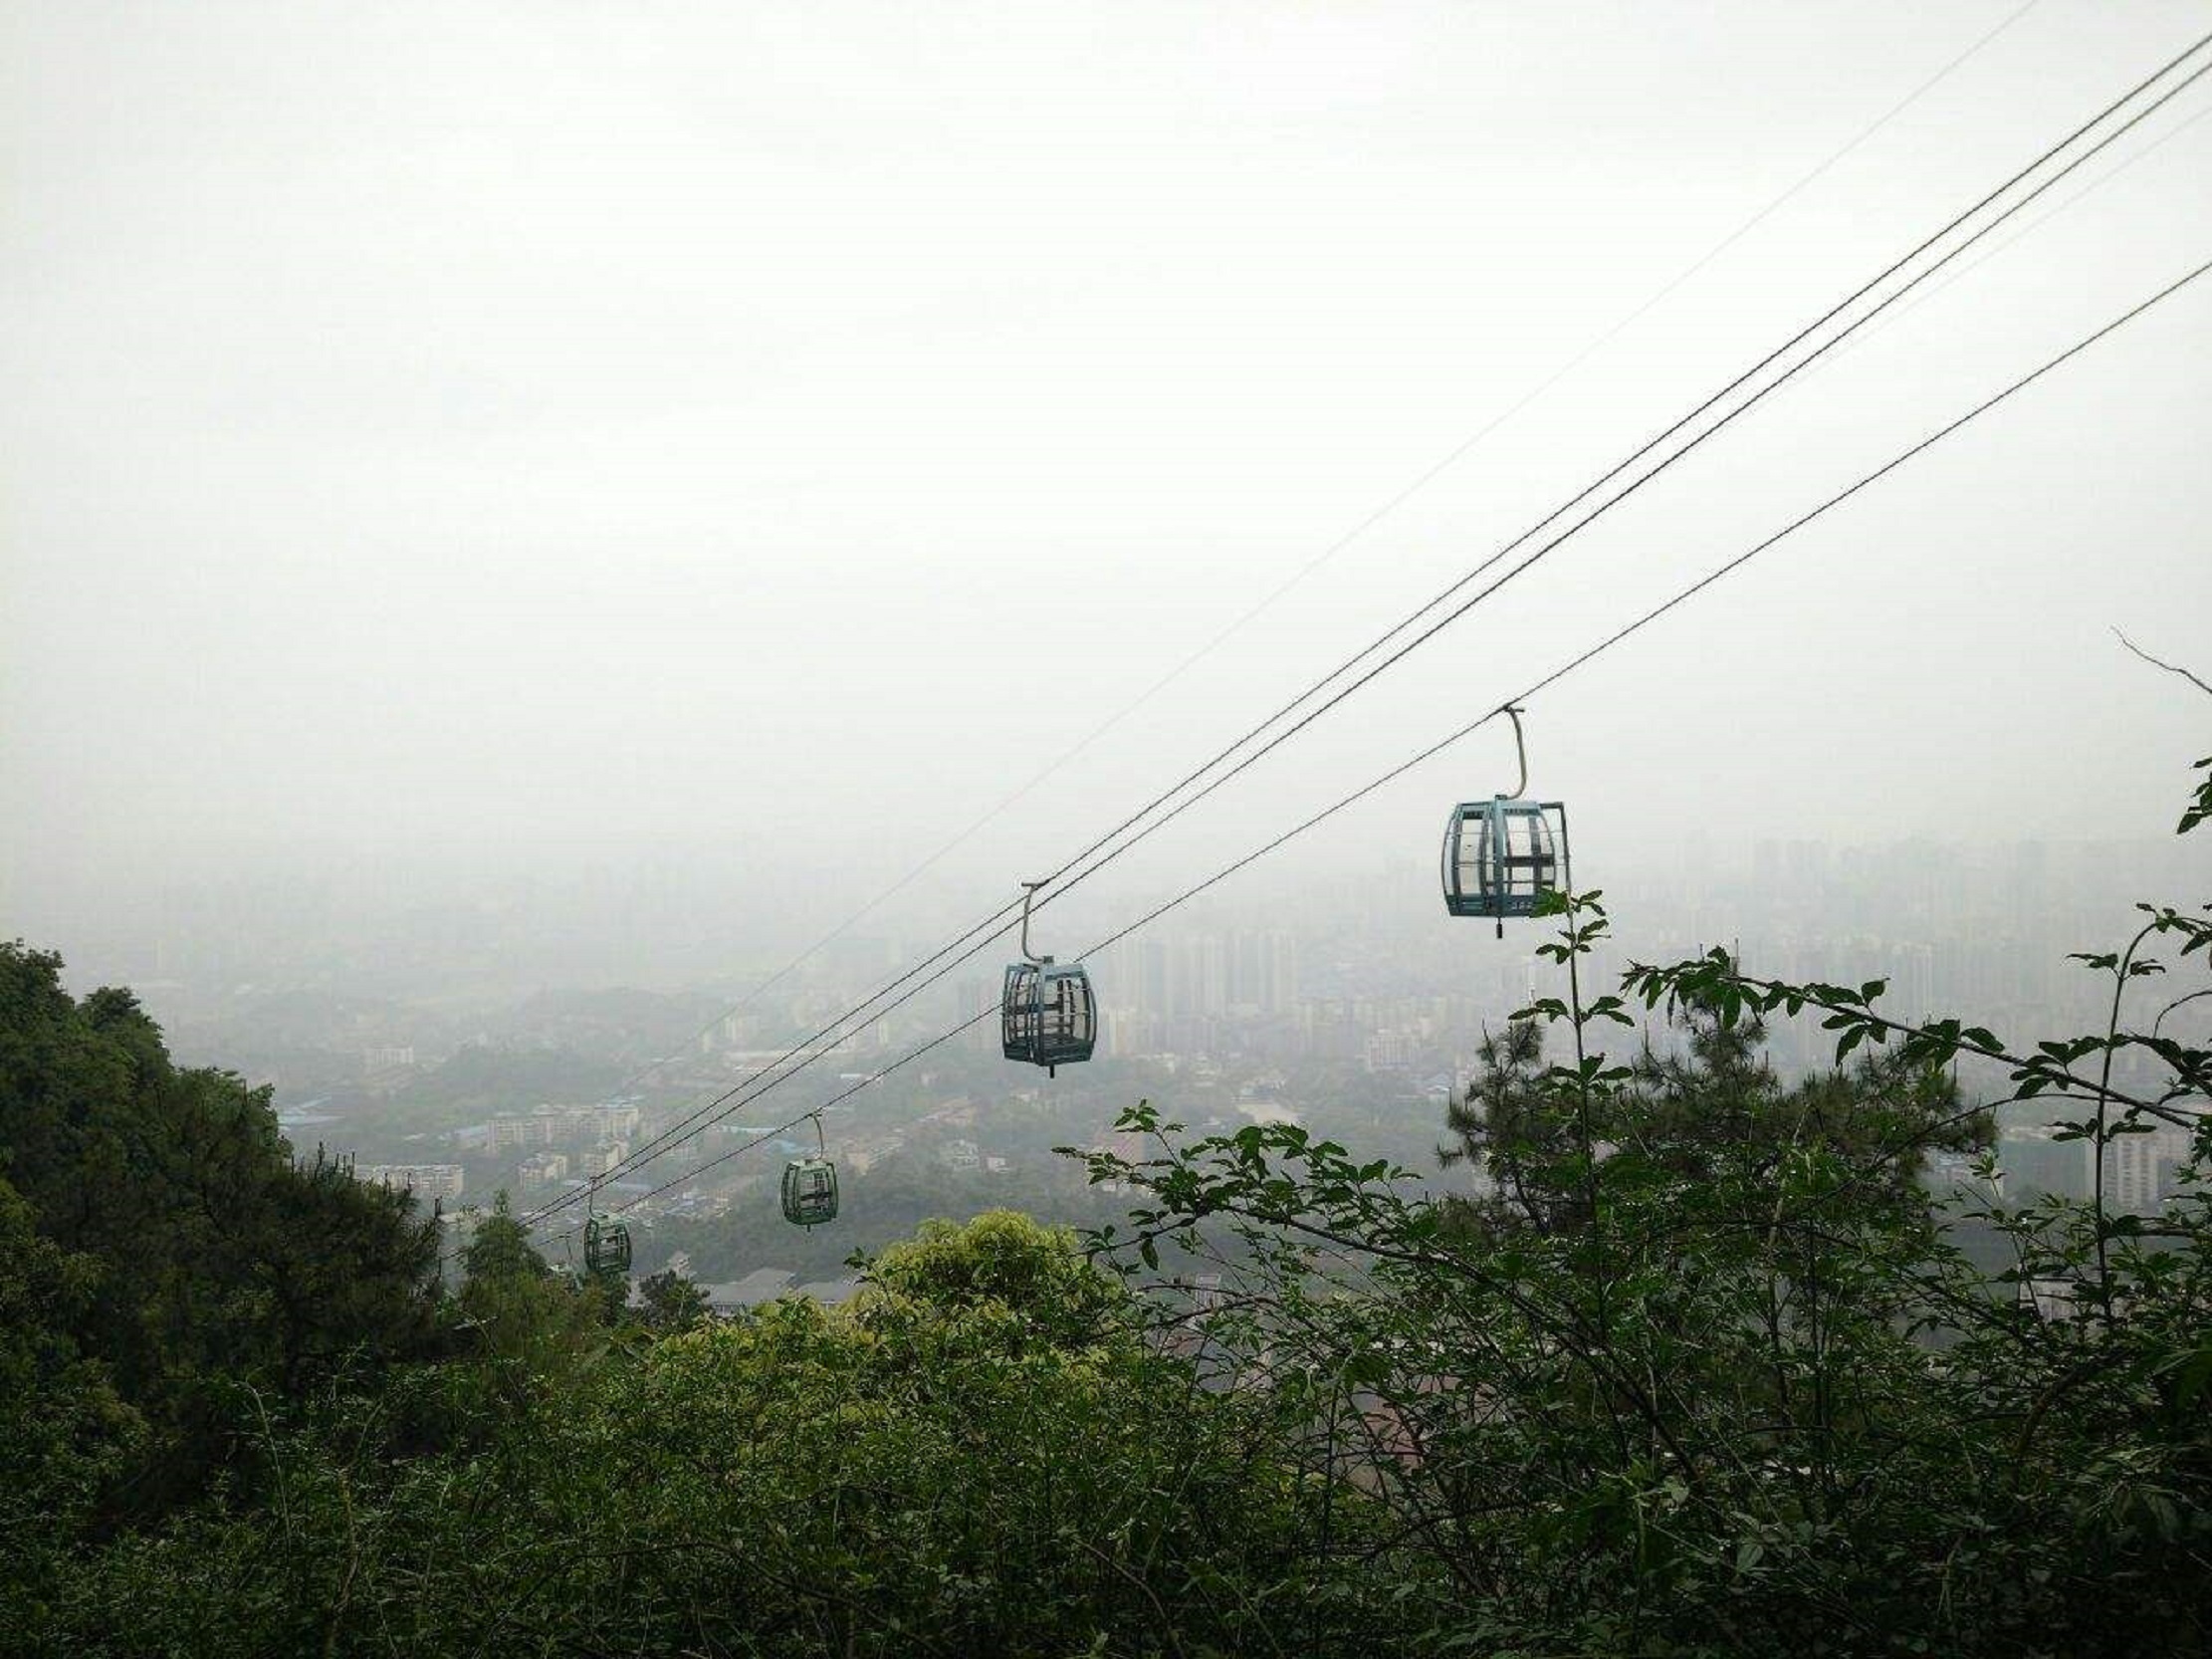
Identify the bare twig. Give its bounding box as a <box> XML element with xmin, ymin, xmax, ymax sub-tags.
<box><xmin>2114</xmin><ymin>628</ymin><xmax>2212</xmax><ymax>697</ymax></box>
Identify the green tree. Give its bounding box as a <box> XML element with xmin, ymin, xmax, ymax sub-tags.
<box><xmin>458</xmin><ymin>1190</ymin><xmax>549</xmax><ymax>1283</ymax></box>
<box><xmin>0</xmin><ymin>1174</ymin><xmax>144</xmax><ymax>1629</ymax></box>
<box><xmin>0</xmin><ymin>943</ymin><xmax>438</xmax><ymax>1517</ymax></box>
<box><xmin>634</xmin><ymin>1267</ymin><xmax>708</xmax><ymax>1332</ymax></box>
<box><xmin>54</xmin><ymin>1212</ymin><xmax>1391</xmax><ymax>1657</ymax></box>
<box><xmin>863</xmin><ymin>1208</ymin><xmax>1127</xmax><ymax>1349</ymax></box>
<box><xmin>1438</xmin><ymin>1017</ymin><xmax>1576</xmax><ymax>1234</ymax></box>
<box><xmin>1077</xmin><ymin>745</ymin><xmax>2212</xmax><ymax>1659</ymax></box>
<box><xmin>455</xmin><ymin>1192</ymin><xmax>605</xmax><ymax>1384</ymax></box>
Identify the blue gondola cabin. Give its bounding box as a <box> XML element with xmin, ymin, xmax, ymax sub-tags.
<box><xmin>1001</xmin><ymin>961</ymin><xmax>1096</xmax><ymax>1075</ymax></box>
<box><xmin>1441</xmin><ymin>797</ymin><xmax>1569</xmax><ymax>931</ymax></box>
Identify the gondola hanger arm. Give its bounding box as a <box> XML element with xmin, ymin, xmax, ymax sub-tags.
<box><xmin>1502</xmin><ymin>705</ymin><xmax>1529</xmax><ymax>799</ymax></box>
<box><xmin>1018</xmin><ymin>879</ymin><xmax>1053</xmax><ymax>965</ymax></box>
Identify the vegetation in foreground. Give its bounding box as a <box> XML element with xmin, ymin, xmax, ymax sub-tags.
<box><xmin>2</xmin><ymin>756</ymin><xmax>2207</xmax><ymax>1656</ymax></box>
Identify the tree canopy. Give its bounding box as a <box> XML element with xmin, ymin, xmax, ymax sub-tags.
<box><xmin>5</xmin><ymin>754</ymin><xmax>2210</xmax><ymax>1655</ymax></box>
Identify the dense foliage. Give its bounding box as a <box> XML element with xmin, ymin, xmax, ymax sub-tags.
<box><xmin>1072</xmin><ymin>753</ymin><xmax>2212</xmax><ymax>1656</ymax></box>
<box><xmin>1</xmin><ymin>755</ymin><xmax>2206</xmax><ymax>1655</ymax></box>
<box><xmin>0</xmin><ymin>944</ymin><xmax>440</xmax><ymax>1628</ymax></box>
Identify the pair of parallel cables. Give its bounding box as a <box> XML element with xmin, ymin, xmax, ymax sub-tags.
<box><xmin>482</xmin><ymin>3</ymin><xmax>2056</xmax><ymax>1220</ymax></box>
<box><xmin>556</xmin><ymin>249</ymin><xmax>2212</xmax><ymax>1244</ymax></box>
<box><xmin>520</xmin><ymin>24</ymin><xmax>2212</xmax><ymax>1247</ymax></box>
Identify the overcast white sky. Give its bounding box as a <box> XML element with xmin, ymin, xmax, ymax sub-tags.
<box><xmin>4</xmin><ymin>1</ymin><xmax>2208</xmax><ymax>972</ymax></box>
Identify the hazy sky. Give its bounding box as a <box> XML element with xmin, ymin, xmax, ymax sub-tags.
<box><xmin>5</xmin><ymin>1</ymin><xmax>2209</xmax><ymax>975</ymax></box>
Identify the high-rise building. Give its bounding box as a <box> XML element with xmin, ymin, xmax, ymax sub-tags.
<box><xmin>519</xmin><ymin>1150</ymin><xmax>571</xmax><ymax>1189</ymax></box>
<box><xmin>2103</xmin><ymin>1122</ymin><xmax>2196</xmax><ymax>1215</ymax></box>
<box><xmin>1136</xmin><ymin>940</ymin><xmax>1171</xmax><ymax>1020</ymax></box>
<box><xmin>488</xmin><ymin>1114</ymin><xmax>556</xmax><ymax>1153</ymax></box>
<box><xmin>1226</xmin><ymin>931</ymin><xmax>1299</xmax><ymax>1016</ymax></box>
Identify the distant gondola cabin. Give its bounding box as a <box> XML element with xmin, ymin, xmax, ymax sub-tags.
<box><xmin>582</xmin><ymin>1214</ymin><xmax>631</xmax><ymax>1280</ymax></box>
<box><xmin>782</xmin><ymin>1156</ymin><xmax>839</xmax><ymax>1228</ymax></box>
<box><xmin>1001</xmin><ymin>961</ymin><xmax>1096</xmax><ymax>1076</ymax></box>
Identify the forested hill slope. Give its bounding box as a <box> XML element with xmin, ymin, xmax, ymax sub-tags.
<box><xmin>0</xmin><ymin>943</ymin><xmax>433</xmax><ymax>1634</ymax></box>
<box><xmin>4</xmin><ymin>743</ymin><xmax>2210</xmax><ymax>1659</ymax></box>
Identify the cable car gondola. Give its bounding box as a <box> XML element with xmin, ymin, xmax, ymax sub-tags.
<box><xmin>1001</xmin><ymin>879</ymin><xmax>1096</xmax><ymax>1076</ymax></box>
<box><xmin>582</xmin><ymin>1211</ymin><xmax>631</xmax><ymax>1281</ymax></box>
<box><xmin>782</xmin><ymin>1112</ymin><xmax>839</xmax><ymax>1228</ymax></box>
<box><xmin>1441</xmin><ymin>705</ymin><xmax>1570</xmax><ymax>936</ymax></box>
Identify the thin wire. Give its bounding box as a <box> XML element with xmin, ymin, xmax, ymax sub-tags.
<box><xmin>519</xmin><ymin>25</ymin><xmax>2212</xmax><ymax>1242</ymax></box>
<box><xmin>571</xmin><ymin>1010</ymin><xmax>1002</xmax><ymax>1220</ymax></box>
<box><xmin>510</xmin><ymin>905</ymin><xmax>1025</xmax><ymax>1228</ymax></box>
<box><xmin>551</xmin><ymin>251</ymin><xmax>2212</xmax><ymax>1246</ymax></box>
<box><xmin>1840</xmin><ymin>96</ymin><xmax>2212</xmax><ymax>359</ymax></box>
<box><xmin>943</xmin><ymin>45</ymin><xmax>2212</xmax><ymax>928</ymax></box>
<box><xmin>1040</xmin><ymin>37</ymin><xmax>2212</xmax><ymax>886</ymax></box>
<box><xmin>1081</xmin><ymin>252</ymin><xmax>2212</xmax><ymax>967</ymax></box>
<box><xmin>964</xmin><ymin>0</ymin><xmax>2047</xmax><ymax>793</ymax></box>
<box><xmin>1584</xmin><ymin>0</ymin><xmax>2045</xmax><ymax>314</ymax></box>
<box><xmin>522</xmin><ymin>39</ymin><xmax>2212</xmax><ymax>1237</ymax></box>
<box><xmin>511</xmin><ymin>0</ymin><xmax>2050</xmax><ymax>1125</ymax></box>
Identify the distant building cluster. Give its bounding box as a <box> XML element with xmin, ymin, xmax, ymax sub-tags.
<box><xmin>1999</xmin><ymin>1118</ymin><xmax>2201</xmax><ymax>1214</ymax></box>
<box><xmin>358</xmin><ymin>1162</ymin><xmax>465</xmax><ymax>1202</ymax></box>
<box><xmin>225</xmin><ymin>830</ymin><xmax>2205</xmax><ymax>1288</ymax></box>
<box><xmin>463</xmin><ymin>1101</ymin><xmax>643</xmax><ymax>1159</ymax></box>
<box><xmin>1113</xmin><ymin>931</ymin><xmax>1300</xmax><ymax>1053</ymax></box>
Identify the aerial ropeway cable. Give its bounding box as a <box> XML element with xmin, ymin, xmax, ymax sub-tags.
<box><xmin>507</xmin><ymin>2</ymin><xmax>2049</xmax><ymax>1158</ymax></box>
<box><xmin>535</xmin><ymin>246</ymin><xmax>2212</xmax><ymax>1256</ymax></box>
<box><xmin>511</xmin><ymin>29</ymin><xmax>2212</xmax><ymax>1255</ymax></box>
<box><xmin>505</xmin><ymin>28</ymin><xmax>2212</xmax><ymax>1257</ymax></box>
